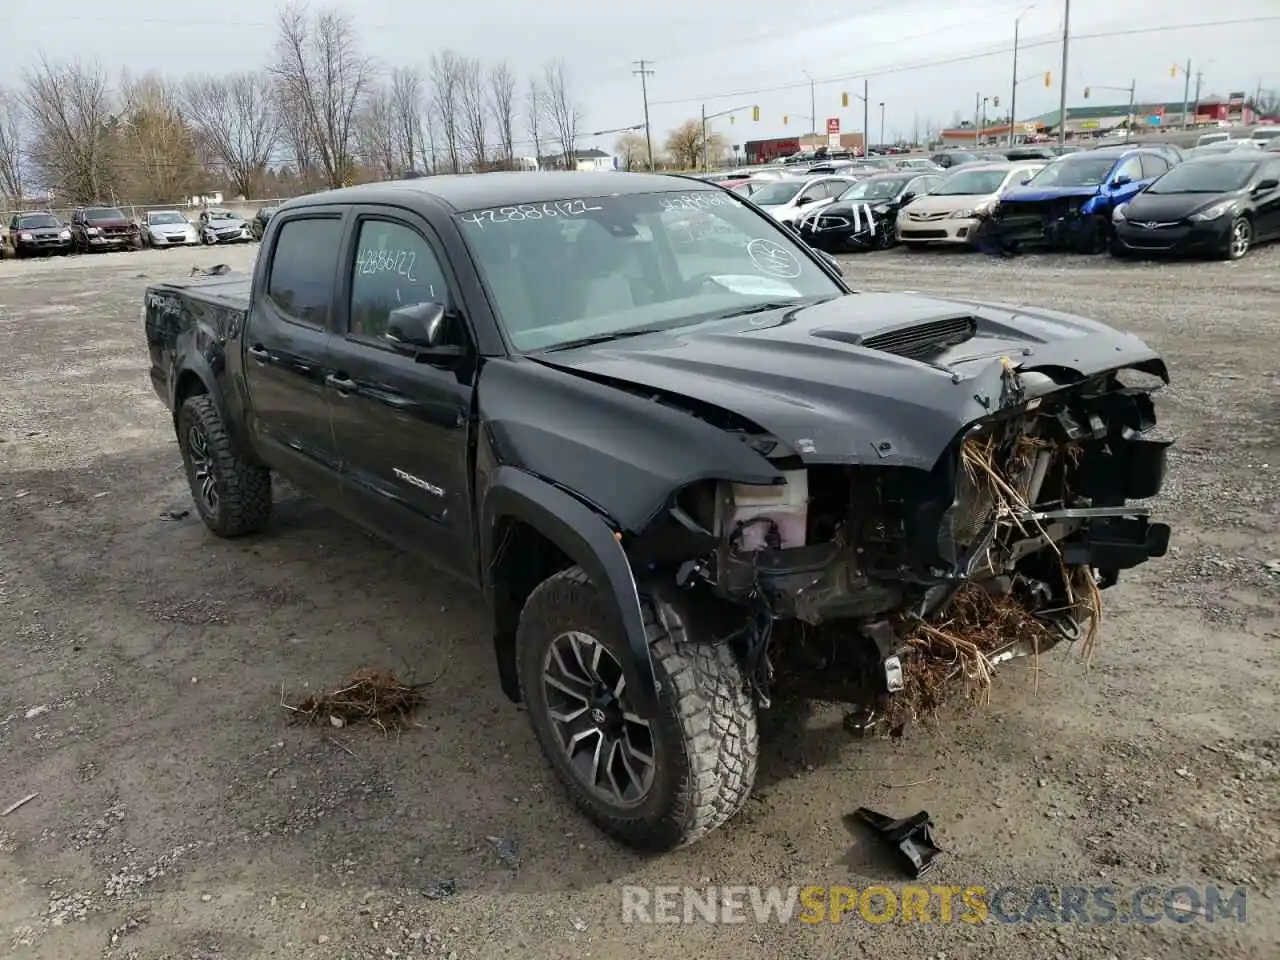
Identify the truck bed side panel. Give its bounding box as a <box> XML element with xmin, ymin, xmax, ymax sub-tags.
<box><xmin>144</xmin><ymin>275</ymin><xmax>252</xmax><ymax>447</ymax></box>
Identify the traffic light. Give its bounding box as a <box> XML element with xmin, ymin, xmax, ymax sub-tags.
<box><xmin>993</xmin><ymin>95</ymin><xmax>1000</xmax><ymax>107</ymax></box>
<box><xmin>841</xmin><ymin>91</ymin><xmax>849</xmax><ymax>108</ymax></box>
<box><xmin>783</xmin><ymin>115</ymin><xmax>789</xmax><ymax>124</ymax></box>
<box><xmin>1044</xmin><ymin>71</ymin><xmax>1051</xmax><ymax>88</ymax></box>
<box><xmin>729</xmin><ymin>115</ymin><xmax>735</xmax><ymax>124</ymax></box>
<box><xmin>752</xmin><ymin>105</ymin><xmax>760</xmax><ymax>122</ymax></box>
<box><xmin>1083</xmin><ymin>86</ymin><xmax>1090</xmax><ymax>98</ymax></box>
<box><xmin>1170</xmin><ymin>64</ymin><xmax>1178</xmax><ymax>78</ymax></box>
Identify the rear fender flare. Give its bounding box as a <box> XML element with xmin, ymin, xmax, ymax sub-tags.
<box><xmin>171</xmin><ymin>358</ymin><xmax>249</xmax><ymax>458</ymax></box>
<box><xmin>480</xmin><ymin>465</ymin><xmax>659</xmax><ymax>719</ymax></box>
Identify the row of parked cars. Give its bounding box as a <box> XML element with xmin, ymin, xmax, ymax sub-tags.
<box><xmin>0</xmin><ymin>205</ymin><xmax>279</xmax><ymax>259</ymax></box>
<box><xmin>707</xmin><ymin>137</ymin><xmax>1280</xmax><ymax>261</ymax></box>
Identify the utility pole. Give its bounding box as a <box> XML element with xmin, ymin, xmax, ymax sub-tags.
<box><xmin>1181</xmin><ymin>59</ymin><xmax>1192</xmax><ymax>130</ymax></box>
<box><xmin>632</xmin><ymin>60</ymin><xmax>655</xmax><ymax>171</ymax></box>
<box><xmin>879</xmin><ymin>102</ymin><xmax>885</xmax><ymax>147</ymax></box>
<box><xmin>1126</xmin><ymin>79</ymin><xmax>1135</xmax><ymax>142</ymax></box>
<box><xmin>1193</xmin><ymin>70</ymin><xmax>1203</xmax><ymax>126</ymax></box>
<box><xmin>701</xmin><ymin>103</ymin><xmax>707</xmax><ymax>172</ymax></box>
<box><xmin>1009</xmin><ymin>18</ymin><xmax>1021</xmax><ymax>146</ymax></box>
<box><xmin>864</xmin><ymin>78</ymin><xmax>869</xmax><ymax>153</ymax></box>
<box><xmin>1057</xmin><ymin>0</ymin><xmax>1071</xmax><ymax>147</ymax></box>
<box><xmin>803</xmin><ymin>71</ymin><xmax>816</xmax><ymax>136</ymax></box>
<box><xmin>974</xmin><ymin>92</ymin><xmax>981</xmax><ymax>148</ymax></box>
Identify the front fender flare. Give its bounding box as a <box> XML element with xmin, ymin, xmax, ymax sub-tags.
<box><xmin>480</xmin><ymin>465</ymin><xmax>659</xmax><ymax>719</ymax></box>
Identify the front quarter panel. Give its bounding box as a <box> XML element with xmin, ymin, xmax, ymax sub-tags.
<box><xmin>476</xmin><ymin>357</ymin><xmax>783</xmax><ymax>534</ymax></box>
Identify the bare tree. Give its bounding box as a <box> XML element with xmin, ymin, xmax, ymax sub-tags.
<box><xmin>270</xmin><ymin>1</ymin><xmax>374</xmax><ymax>189</ymax></box>
<box><xmin>614</xmin><ymin>131</ymin><xmax>646</xmax><ymax>172</ymax></box>
<box><xmin>354</xmin><ymin>83</ymin><xmax>396</xmax><ymax>180</ymax></box>
<box><xmin>21</xmin><ymin>57</ymin><xmax>115</xmax><ymax>202</ymax></box>
<box><xmin>524</xmin><ymin>77</ymin><xmax>544</xmax><ymax>166</ymax></box>
<box><xmin>115</xmin><ymin>71</ymin><xmax>201</xmax><ymax>203</ymax></box>
<box><xmin>430</xmin><ymin>50</ymin><xmax>463</xmax><ymax>173</ymax></box>
<box><xmin>389</xmin><ymin>66</ymin><xmax>424</xmax><ymax>173</ymax></box>
<box><xmin>0</xmin><ymin>86</ymin><xmax>25</xmax><ymax>202</ymax></box>
<box><xmin>275</xmin><ymin>82</ymin><xmax>316</xmax><ymax>179</ymax></box>
<box><xmin>664</xmin><ymin>120</ymin><xmax>700</xmax><ymax>171</ymax></box>
<box><xmin>1249</xmin><ymin>88</ymin><xmax>1279</xmax><ymax>120</ymax></box>
<box><xmin>181</xmin><ymin>71</ymin><xmax>279</xmax><ymax>199</ymax></box>
<box><xmin>457</xmin><ymin>56</ymin><xmax>487</xmax><ymax>168</ymax></box>
<box><xmin>540</xmin><ymin>61</ymin><xmax>581</xmax><ymax>169</ymax></box>
<box><xmin>488</xmin><ymin>61</ymin><xmax>516</xmax><ymax>165</ymax></box>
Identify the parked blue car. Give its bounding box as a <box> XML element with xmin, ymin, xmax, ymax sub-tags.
<box><xmin>984</xmin><ymin>146</ymin><xmax>1180</xmax><ymax>253</ymax></box>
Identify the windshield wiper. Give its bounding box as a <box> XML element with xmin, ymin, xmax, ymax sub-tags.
<box><xmin>540</xmin><ymin>326</ymin><xmax>675</xmax><ymax>352</ymax></box>
<box><xmin>708</xmin><ymin>295</ymin><xmax>834</xmax><ymax>321</ymax></box>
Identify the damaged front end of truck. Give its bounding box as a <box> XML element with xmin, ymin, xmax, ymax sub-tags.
<box><xmin>541</xmin><ymin>297</ymin><xmax>1173</xmax><ymax>730</ymax></box>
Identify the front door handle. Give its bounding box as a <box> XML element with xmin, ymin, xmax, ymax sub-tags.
<box><xmin>247</xmin><ymin>344</ymin><xmax>270</xmax><ymax>362</ymax></box>
<box><xmin>326</xmin><ymin>373</ymin><xmax>357</xmax><ymax>393</ymax></box>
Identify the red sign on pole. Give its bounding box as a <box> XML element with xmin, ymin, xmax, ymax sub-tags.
<box><xmin>826</xmin><ymin>117</ymin><xmax>840</xmax><ymax>135</ymax></box>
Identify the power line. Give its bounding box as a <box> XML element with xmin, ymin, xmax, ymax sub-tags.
<box><xmin>647</xmin><ymin>17</ymin><xmax>1280</xmax><ymax>108</ymax></box>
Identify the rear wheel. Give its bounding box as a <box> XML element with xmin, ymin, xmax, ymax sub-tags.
<box><xmin>177</xmin><ymin>394</ymin><xmax>272</xmax><ymax>537</ymax></box>
<box><xmin>517</xmin><ymin>568</ymin><xmax>758</xmax><ymax>852</ymax></box>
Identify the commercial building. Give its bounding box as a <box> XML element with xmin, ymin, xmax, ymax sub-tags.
<box><xmin>938</xmin><ymin>94</ymin><xmax>1259</xmax><ymax>146</ymax></box>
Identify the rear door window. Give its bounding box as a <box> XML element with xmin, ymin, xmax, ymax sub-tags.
<box><xmin>348</xmin><ymin>219</ymin><xmax>453</xmax><ymax>342</ymax></box>
<box><xmin>266</xmin><ymin>217</ymin><xmax>344</xmax><ymax>329</ymax></box>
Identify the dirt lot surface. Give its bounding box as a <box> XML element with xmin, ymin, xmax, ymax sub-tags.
<box><xmin>2</xmin><ymin>242</ymin><xmax>1277</xmax><ymax>960</ymax></box>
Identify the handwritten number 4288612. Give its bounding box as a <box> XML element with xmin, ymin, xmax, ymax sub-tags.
<box><xmin>357</xmin><ymin>248</ymin><xmax>418</xmax><ymax>282</ymax></box>
<box><xmin>460</xmin><ymin>200</ymin><xmax>603</xmax><ymax>228</ymax></box>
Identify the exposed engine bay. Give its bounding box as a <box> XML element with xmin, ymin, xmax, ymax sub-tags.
<box><xmin>632</xmin><ymin>361</ymin><xmax>1171</xmax><ymax>729</ymax></box>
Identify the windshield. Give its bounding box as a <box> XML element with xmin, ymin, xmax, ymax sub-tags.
<box><xmin>1025</xmin><ymin>156</ymin><xmax>1116</xmax><ymax>188</ymax></box>
<box><xmin>148</xmin><ymin>211</ymin><xmax>186</xmax><ymax>224</ymax></box>
<box><xmin>930</xmin><ymin>168</ymin><xmax>1010</xmax><ymax>196</ymax></box>
<box><xmin>456</xmin><ymin>190</ymin><xmax>843</xmax><ymax>352</ymax></box>
<box><xmin>749</xmin><ymin>181</ymin><xmax>804</xmax><ymax>205</ymax></box>
<box><xmin>208</xmin><ymin>210</ymin><xmax>235</xmax><ymax>220</ymax></box>
<box><xmin>837</xmin><ymin>178</ymin><xmax>908</xmax><ymax>200</ymax></box>
<box><xmin>18</xmin><ymin>214</ymin><xmax>60</xmax><ymax>229</ymax></box>
<box><xmin>1146</xmin><ymin>160</ymin><xmax>1258</xmax><ymax>194</ymax></box>
<box><xmin>85</xmin><ymin>207</ymin><xmax>125</xmax><ymax>220</ymax></box>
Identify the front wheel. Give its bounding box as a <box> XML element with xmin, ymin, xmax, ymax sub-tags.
<box><xmin>1222</xmin><ymin>217</ymin><xmax>1251</xmax><ymax>260</ymax></box>
<box><xmin>1077</xmin><ymin>214</ymin><xmax>1110</xmax><ymax>254</ymax></box>
<box><xmin>517</xmin><ymin>568</ymin><xmax>759</xmax><ymax>852</ymax></box>
<box><xmin>177</xmin><ymin>394</ymin><xmax>272</xmax><ymax>537</ymax></box>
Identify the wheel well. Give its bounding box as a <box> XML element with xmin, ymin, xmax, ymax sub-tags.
<box><xmin>489</xmin><ymin>517</ymin><xmax>574</xmax><ymax>703</ymax></box>
<box><xmin>173</xmin><ymin>371</ymin><xmax>208</xmax><ymax>423</ymax></box>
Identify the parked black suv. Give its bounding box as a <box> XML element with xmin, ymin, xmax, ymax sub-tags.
<box><xmin>6</xmin><ymin>211</ymin><xmax>73</xmax><ymax>256</ymax></box>
<box><xmin>144</xmin><ymin>172</ymin><xmax>1172</xmax><ymax>851</ymax></box>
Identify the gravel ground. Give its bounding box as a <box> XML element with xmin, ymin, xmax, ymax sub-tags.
<box><xmin>1</xmin><ymin>242</ymin><xmax>1277</xmax><ymax>960</ymax></box>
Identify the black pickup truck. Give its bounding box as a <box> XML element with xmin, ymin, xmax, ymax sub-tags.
<box><xmin>144</xmin><ymin>171</ymin><xmax>1172</xmax><ymax>852</ymax></box>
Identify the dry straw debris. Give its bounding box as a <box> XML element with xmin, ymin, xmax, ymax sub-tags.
<box><xmin>282</xmin><ymin>668</ymin><xmax>429</xmax><ymax>733</ymax></box>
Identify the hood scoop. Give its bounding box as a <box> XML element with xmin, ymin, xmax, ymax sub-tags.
<box><xmin>812</xmin><ymin>312</ymin><xmax>978</xmax><ymax>362</ymax></box>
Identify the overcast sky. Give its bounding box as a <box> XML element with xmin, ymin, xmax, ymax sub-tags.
<box><xmin>4</xmin><ymin>0</ymin><xmax>1278</xmax><ymax>151</ymax></box>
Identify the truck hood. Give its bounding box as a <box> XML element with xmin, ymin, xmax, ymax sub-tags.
<box><xmin>533</xmin><ymin>292</ymin><xmax>1167</xmax><ymax>471</ymax></box>
<box><xmin>1001</xmin><ymin>184</ymin><xmax>1102</xmax><ymax>203</ymax></box>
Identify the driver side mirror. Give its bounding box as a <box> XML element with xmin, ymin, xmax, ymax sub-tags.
<box><xmin>1255</xmin><ymin>178</ymin><xmax>1279</xmax><ymax>192</ymax></box>
<box><xmin>385</xmin><ymin>301</ymin><xmax>466</xmax><ymax>364</ymax></box>
<box><xmin>795</xmin><ymin>195</ymin><xmax>815</xmax><ymax>206</ymax></box>
<box><xmin>900</xmin><ymin>192</ymin><xmax>916</xmax><ymax>203</ymax></box>
<box><xmin>1110</xmin><ymin>174</ymin><xmax>1132</xmax><ymax>189</ymax></box>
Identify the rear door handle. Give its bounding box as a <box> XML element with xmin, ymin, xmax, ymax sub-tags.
<box><xmin>247</xmin><ymin>345</ymin><xmax>270</xmax><ymax>362</ymax></box>
<box><xmin>326</xmin><ymin>373</ymin><xmax>357</xmax><ymax>393</ymax></box>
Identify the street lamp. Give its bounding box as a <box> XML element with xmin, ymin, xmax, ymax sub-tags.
<box><xmin>878</xmin><ymin>102</ymin><xmax>885</xmax><ymax>147</ymax></box>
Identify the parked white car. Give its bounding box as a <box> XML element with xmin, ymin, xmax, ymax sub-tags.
<box><xmin>897</xmin><ymin>161</ymin><xmax>1044</xmax><ymax>246</ymax></box>
<box><xmin>749</xmin><ymin>175</ymin><xmax>856</xmax><ymax>226</ymax></box>
<box><xmin>140</xmin><ymin>210</ymin><xmax>201</xmax><ymax>248</ymax></box>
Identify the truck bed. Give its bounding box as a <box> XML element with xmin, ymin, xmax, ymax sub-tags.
<box><xmin>144</xmin><ymin>272</ymin><xmax>251</xmax><ymax>411</ymax></box>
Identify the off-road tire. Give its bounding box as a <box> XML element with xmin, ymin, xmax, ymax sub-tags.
<box><xmin>177</xmin><ymin>394</ymin><xmax>272</xmax><ymax>537</ymax></box>
<box><xmin>516</xmin><ymin>566</ymin><xmax>759</xmax><ymax>852</ymax></box>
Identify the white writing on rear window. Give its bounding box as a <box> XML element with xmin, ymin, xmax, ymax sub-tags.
<box><xmin>657</xmin><ymin>193</ymin><xmax>729</xmax><ymax>212</ymax></box>
<box><xmin>356</xmin><ymin>247</ymin><xmax>417</xmax><ymax>282</ymax></box>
